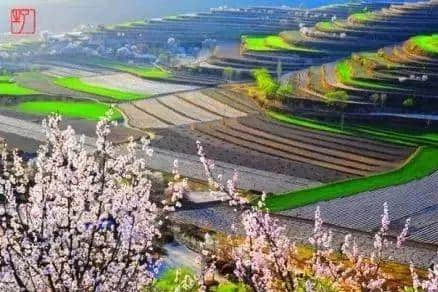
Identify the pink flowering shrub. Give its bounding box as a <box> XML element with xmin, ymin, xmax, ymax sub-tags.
<box><xmin>0</xmin><ymin>115</ymin><xmax>171</xmax><ymax>291</ymax></box>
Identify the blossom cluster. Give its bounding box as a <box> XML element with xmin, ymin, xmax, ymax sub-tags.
<box><xmin>0</xmin><ymin>115</ymin><xmax>165</xmax><ymax>291</ymax></box>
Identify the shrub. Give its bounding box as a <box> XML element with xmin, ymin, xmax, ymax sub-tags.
<box><xmin>223</xmin><ymin>67</ymin><xmax>234</xmax><ymax>81</ymax></box>
<box><xmin>252</xmin><ymin>68</ymin><xmax>293</xmax><ymax>101</ymax></box>
<box><xmin>277</xmin><ymin>83</ymin><xmax>293</xmax><ymax>96</ymax></box>
<box><xmin>252</xmin><ymin>68</ymin><xmax>279</xmax><ymax>98</ymax></box>
<box><xmin>324</xmin><ymin>90</ymin><xmax>349</xmax><ymax>105</ymax></box>
<box><xmin>403</xmin><ymin>98</ymin><xmax>415</xmax><ymax>107</ymax></box>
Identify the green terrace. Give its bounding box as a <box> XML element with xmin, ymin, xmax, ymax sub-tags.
<box><xmin>111</xmin><ymin>65</ymin><xmax>171</xmax><ymax>80</ymax></box>
<box><xmin>54</xmin><ymin>77</ymin><xmax>149</xmax><ymax>101</ymax></box>
<box><xmin>0</xmin><ymin>75</ymin><xmax>14</xmax><ymax>83</ymax></box>
<box><xmin>315</xmin><ymin>21</ymin><xmax>347</xmax><ymax>33</ymax></box>
<box><xmin>106</xmin><ymin>20</ymin><xmax>147</xmax><ymax>30</ymax></box>
<box><xmin>14</xmin><ymin>100</ymin><xmax>122</xmax><ymax>121</ymax></box>
<box><xmin>242</xmin><ymin>35</ymin><xmax>321</xmax><ymax>54</ymax></box>
<box><xmin>335</xmin><ymin>59</ymin><xmax>400</xmax><ymax>90</ymax></box>
<box><xmin>348</xmin><ymin>11</ymin><xmax>379</xmax><ymax>24</ymax></box>
<box><xmin>264</xmin><ymin>111</ymin><xmax>438</xmax><ymax>212</ymax></box>
<box><xmin>163</xmin><ymin>15</ymin><xmax>183</xmax><ymax>21</ymax></box>
<box><xmin>408</xmin><ymin>34</ymin><xmax>438</xmax><ymax>57</ymax></box>
<box><xmin>0</xmin><ymin>39</ymin><xmax>43</xmax><ymax>52</ymax></box>
<box><xmin>357</xmin><ymin>52</ymin><xmax>401</xmax><ymax>69</ymax></box>
<box><xmin>0</xmin><ymin>75</ymin><xmax>40</xmax><ymax>96</ymax></box>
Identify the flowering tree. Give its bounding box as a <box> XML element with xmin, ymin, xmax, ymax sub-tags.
<box><xmin>196</xmin><ymin>141</ymin><xmax>438</xmax><ymax>292</ymax></box>
<box><xmin>0</xmin><ymin>115</ymin><xmax>171</xmax><ymax>291</ymax></box>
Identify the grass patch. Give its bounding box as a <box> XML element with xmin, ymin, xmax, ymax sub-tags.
<box><xmin>266</xmin><ymin>146</ymin><xmax>438</xmax><ymax>211</ymax></box>
<box><xmin>112</xmin><ymin>65</ymin><xmax>171</xmax><ymax>80</ymax></box>
<box><xmin>348</xmin><ymin>11</ymin><xmax>378</xmax><ymax>24</ymax></box>
<box><xmin>54</xmin><ymin>77</ymin><xmax>148</xmax><ymax>101</ymax></box>
<box><xmin>163</xmin><ymin>15</ymin><xmax>182</xmax><ymax>21</ymax></box>
<box><xmin>242</xmin><ymin>35</ymin><xmax>320</xmax><ymax>53</ymax></box>
<box><xmin>0</xmin><ymin>75</ymin><xmax>13</xmax><ymax>83</ymax></box>
<box><xmin>315</xmin><ymin>21</ymin><xmax>345</xmax><ymax>33</ymax></box>
<box><xmin>15</xmin><ymin>100</ymin><xmax>122</xmax><ymax>121</ymax></box>
<box><xmin>107</xmin><ymin>20</ymin><xmax>145</xmax><ymax>30</ymax></box>
<box><xmin>265</xmin><ymin>111</ymin><xmax>438</xmax><ymax>211</ymax></box>
<box><xmin>148</xmin><ymin>267</ymin><xmax>250</xmax><ymax>292</ymax></box>
<box><xmin>336</xmin><ymin>59</ymin><xmax>398</xmax><ymax>90</ymax></box>
<box><xmin>0</xmin><ymin>80</ymin><xmax>40</xmax><ymax>96</ymax></box>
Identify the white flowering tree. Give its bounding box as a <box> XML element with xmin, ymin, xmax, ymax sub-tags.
<box><xmin>0</xmin><ymin>115</ymin><xmax>171</xmax><ymax>291</ymax></box>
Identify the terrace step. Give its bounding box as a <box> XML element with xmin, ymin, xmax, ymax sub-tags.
<box><xmin>176</xmin><ymin>92</ymin><xmax>247</xmax><ymax>118</ymax></box>
<box><xmin>159</xmin><ymin>95</ymin><xmax>221</xmax><ymax>122</ymax></box>
<box><xmin>118</xmin><ymin>103</ymin><xmax>169</xmax><ymax>129</ymax></box>
<box><xmin>238</xmin><ymin>116</ymin><xmax>407</xmax><ymax>161</ymax></box>
<box><xmin>135</xmin><ymin>99</ymin><xmax>198</xmax><ymax>126</ymax></box>
<box><xmin>201</xmin><ymin>88</ymin><xmax>259</xmax><ymax>114</ymax></box>
<box><xmin>195</xmin><ymin>122</ymin><xmax>372</xmax><ymax>176</ymax></box>
<box><xmin>226</xmin><ymin>119</ymin><xmax>396</xmax><ymax>168</ymax></box>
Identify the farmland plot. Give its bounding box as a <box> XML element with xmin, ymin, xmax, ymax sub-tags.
<box><xmin>135</xmin><ymin>98</ymin><xmax>197</xmax><ymax>125</ymax></box>
<box><xmin>120</xmin><ymin>89</ymin><xmax>249</xmax><ymax>129</ymax></box>
<box><xmin>118</xmin><ymin>103</ymin><xmax>168</xmax><ymax>129</ymax></box>
<box><xmin>281</xmin><ymin>170</ymin><xmax>438</xmax><ymax>245</ymax></box>
<box><xmin>81</xmin><ymin>73</ymin><xmax>199</xmax><ymax>96</ymax></box>
<box><xmin>177</xmin><ymin>91</ymin><xmax>247</xmax><ymax>118</ymax></box>
<box><xmin>194</xmin><ymin>116</ymin><xmax>412</xmax><ymax>177</ymax></box>
<box><xmin>158</xmin><ymin>95</ymin><xmax>220</xmax><ymax>121</ymax></box>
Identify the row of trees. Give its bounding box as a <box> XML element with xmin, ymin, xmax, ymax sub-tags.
<box><xmin>0</xmin><ymin>115</ymin><xmax>436</xmax><ymax>291</ymax></box>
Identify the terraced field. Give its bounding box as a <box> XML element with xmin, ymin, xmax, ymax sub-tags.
<box><xmin>149</xmin><ymin>112</ymin><xmax>413</xmax><ymax>185</ymax></box>
<box><xmin>193</xmin><ymin>116</ymin><xmax>412</xmax><ymax>177</ymax></box>
<box><xmin>120</xmin><ymin>88</ymin><xmax>258</xmax><ymax>129</ymax></box>
<box><xmin>200</xmin><ymin>1</ymin><xmax>438</xmax><ymax>78</ymax></box>
<box><xmin>14</xmin><ymin>101</ymin><xmax>122</xmax><ymax>121</ymax></box>
<box><xmin>242</xmin><ymin>35</ymin><xmax>321</xmax><ymax>54</ymax></box>
<box><xmin>54</xmin><ymin>77</ymin><xmax>149</xmax><ymax>101</ymax></box>
<box><xmin>0</xmin><ymin>74</ymin><xmax>40</xmax><ymax>96</ymax></box>
<box><xmin>81</xmin><ymin>73</ymin><xmax>199</xmax><ymax>96</ymax></box>
<box><xmin>281</xmin><ymin>170</ymin><xmax>438</xmax><ymax>245</ymax></box>
<box><xmin>2</xmin><ymin>71</ymin><xmax>127</xmax><ymax>120</ymax></box>
<box><xmin>14</xmin><ymin>72</ymin><xmax>118</xmax><ymax>102</ymax></box>
<box><xmin>286</xmin><ymin>33</ymin><xmax>438</xmax><ymax>113</ymax></box>
<box><xmin>88</xmin><ymin>1</ymin><xmax>378</xmax><ymax>49</ymax></box>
